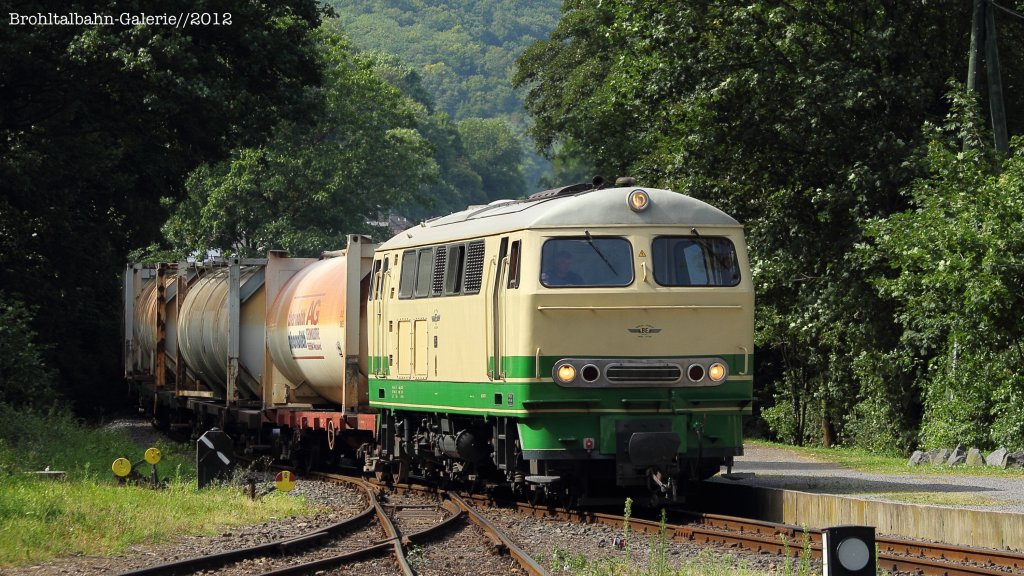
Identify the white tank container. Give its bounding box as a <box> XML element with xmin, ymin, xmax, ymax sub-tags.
<box><xmin>266</xmin><ymin>255</ymin><xmax>360</xmax><ymax>407</ymax></box>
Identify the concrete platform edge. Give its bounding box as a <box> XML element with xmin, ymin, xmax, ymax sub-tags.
<box><xmin>753</xmin><ymin>485</ymin><xmax>1024</xmax><ymax>551</ymax></box>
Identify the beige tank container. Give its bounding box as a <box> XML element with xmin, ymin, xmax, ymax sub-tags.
<box><xmin>265</xmin><ymin>250</ymin><xmax>371</xmax><ymax>411</ymax></box>
<box><xmin>177</xmin><ymin>266</ymin><xmax>266</xmax><ymax>399</ymax></box>
<box><xmin>131</xmin><ymin>273</ymin><xmax>177</xmax><ymax>375</ymax></box>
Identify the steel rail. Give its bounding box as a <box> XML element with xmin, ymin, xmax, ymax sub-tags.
<box><xmin>114</xmin><ymin>504</ymin><xmax>376</xmax><ymax>576</ymax></box>
<box><xmin>447</xmin><ymin>492</ymin><xmax>551</xmax><ymax>576</ymax></box>
<box><xmin>224</xmin><ymin>466</ymin><xmax>1023</xmax><ymax>576</ymax></box>
<box><xmin>468</xmin><ymin>495</ymin><xmax>1024</xmax><ymax>576</ymax></box>
<box><xmin>696</xmin><ymin>512</ymin><xmax>1024</xmax><ymax>575</ymax></box>
<box><xmin>252</xmin><ymin>500</ymin><xmax>465</xmax><ymax>576</ymax></box>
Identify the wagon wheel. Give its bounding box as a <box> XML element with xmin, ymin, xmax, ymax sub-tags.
<box><xmin>374</xmin><ymin>460</ymin><xmax>389</xmax><ymax>483</ymax></box>
<box><xmin>392</xmin><ymin>460</ymin><xmax>409</xmax><ymax>484</ymax></box>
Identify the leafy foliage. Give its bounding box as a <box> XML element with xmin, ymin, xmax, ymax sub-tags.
<box><xmin>327</xmin><ymin>0</ymin><xmax>562</xmax><ymax>190</ymax></box>
<box><xmin>868</xmin><ymin>90</ymin><xmax>1024</xmax><ymax>450</ymax></box>
<box><xmin>515</xmin><ymin>0</ymin><xmax>1024</xmax><ymax>448</ymax></box>
<box><xmin>328</xmin><ymin>0</ymin><xmax>560</xmax><ymax>121</ymax></box>
<box><xmin>458</xmin><ymin>118</ymin><xmax>526</xmax><ymax>202</ymax></box>
<box><xmin>0</xmin><ymin>296</ymin><xmax>58</xmax><ymax>410</ymax></box>
<box><xmin>163</xmin><ymin>32</ymin><xmax>438</xmax><ymax>257</ymax></box>
<box><xmin>0</xmin><ymin>1</ymin><xmax>327</xmax><ymax>410</ymax></box>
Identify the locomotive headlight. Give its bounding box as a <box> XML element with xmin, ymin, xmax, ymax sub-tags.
<box><xmin>628</xmin><ymin>189</ymin><xmax>650</xmax><ymax>212</ymax></box>
<box><xmin>708</xmin><ymin>362</ymin><xmax>727</xmax><ymax>382</ymax></box>
<box><xmin>556</xmin><ymin>363</ymin><xmax>577</xmax><ymax>383</ymax></box>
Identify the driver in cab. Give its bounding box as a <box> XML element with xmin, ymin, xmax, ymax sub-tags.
<box><xmin>542</xmin><ymin>251</ymin><xmax>583</xmax><ymax>286</ymax></box>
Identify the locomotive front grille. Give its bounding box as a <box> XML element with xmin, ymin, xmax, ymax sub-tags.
<box><xmin>606</xmin><ymin>364</ymin><xmax>682</xmax><ymax>383</ymax></box>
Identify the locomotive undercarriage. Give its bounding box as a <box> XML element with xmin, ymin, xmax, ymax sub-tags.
<box><xmin>359</xmin><ymin>410</ymin><xmax>722</xmax><ymax>507</ymax></box>
<box><xmin>140</xmin><ymin>385</ymin><xmax>726</xmax><ymax>506</ymax></box>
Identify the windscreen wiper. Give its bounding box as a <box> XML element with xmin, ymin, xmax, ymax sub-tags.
<box><xmin>585</xmin><ymin>230</ymin><xmax>617</xmax><ymax>275</ymax></box>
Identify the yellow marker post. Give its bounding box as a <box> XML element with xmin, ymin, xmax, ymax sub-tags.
<box><xmin>144</xmin><ymin>447</ymin><xmax>161</xmax><ymax>465</ymax></box>
<box><xmin>112</xmin><ymin>457</ymin><xmax>132</xmax><ymax>478</ymax></box>
<box><xmin>274</xmin><ymin>470</ymin><xmax>297</xmax><ymax>493</ymax></box>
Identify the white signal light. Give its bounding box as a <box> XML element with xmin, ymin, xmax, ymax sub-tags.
<box><xmin>556</xmin><ymin>363</ymin><xmax>577</xmax><ymax>383</ymax></box>
<box><xmin>708</xmin><ymin>363</ymin><xmax>727</xmax><ymax>382</ymax></box>
<box><xmin>628</xmin><ymin>189</ymin><xmax>650</xmax><ymax>212</ymax></box>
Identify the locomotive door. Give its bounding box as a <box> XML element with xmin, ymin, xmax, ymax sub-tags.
<box><xmin>489</xmin><ymin>237</ymin><xmax>509</xmax><ymax>380</ymax></box>
<box><xmin>369</xmin><ymin>256</ymin><xmax>389</xmax><ymax>377</ymax></box>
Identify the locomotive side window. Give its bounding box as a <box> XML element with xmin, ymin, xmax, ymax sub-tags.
<box><xmin>540</xmin><ymin>237</ymin><xmax>633</xmax><ymax>287</ymax></box>
<box><xmin>651</xmin><ymin>237</ymin><xmax>740</xmax><ymax>287</ymax></box>
<box><xmin>445</xmin><ymin>244</ymin><xmax>465</xmax><ymax>294</ymax></box>
<box><xmin>369</xmin><ymin>259</ymin><xmax>382</xmax><ymax>301</ymax></box>
<box><xmin>507</xmin><ymin>240</ymin><xmax>521</xmax><ymax>289</ymax></box>
<box><xmin>414</xmin><ymin>248</ymin><xmax>433</xmax><ymax>297</ymax></box>
<box><xmin>398</xmin><ymin>250</ymin><xmax>417</xmax><ymax>298</ymax></box>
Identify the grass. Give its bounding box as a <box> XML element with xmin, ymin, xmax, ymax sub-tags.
<box><xmin>868</xmin><ymin>492</ymin><xmax>1018</xmax><ymax>507</ymax></box>
<box><xmin>0</xmin><ymin>405</ymin><xmax>321</xmax><ymax>567</ymax></box>
<box><xmin>745</xmin><ymin>438</ymin><xmax>1024</xmax><ymax>477</ymax></box>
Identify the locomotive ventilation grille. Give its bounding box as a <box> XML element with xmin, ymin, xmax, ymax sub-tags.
<box><xmin>605</xmin><ymin>363</ymin><xmax>682</xmax><ymax>383</ymax></box>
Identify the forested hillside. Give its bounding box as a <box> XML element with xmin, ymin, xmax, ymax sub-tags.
<box><xmin>328</xmin><ymin>0</ymin><xmax>565</xmax><ymax>189</ymax></box>
<box><xmin>329</xmin><ymin>0</ymin><xmax>560</xmax><ymax>122</ymax></box>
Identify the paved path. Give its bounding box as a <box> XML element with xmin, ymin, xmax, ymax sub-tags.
<box><xmin>708</xmin><ymin>444</ymin><xmax>1024</xmax><ymax>514</ymax></box>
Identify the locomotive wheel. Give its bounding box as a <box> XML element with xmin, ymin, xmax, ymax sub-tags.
<box><xmin>561</xmin><ymin>486</ymin><xmax>579</xmax><ymax>510</ymax></box>
<box><xmin>528</xmin><ymin>486</ymin><xmax>544</xmax><ymax>506</ymax></box>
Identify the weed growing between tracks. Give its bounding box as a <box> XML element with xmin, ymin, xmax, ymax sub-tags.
<box><xmin>0</xmin><ymin>408</ymin><xmax>319</xmax><ymax>567</ymax></box>
<box><xmin>779</xmin><ymin>527</ymin><xmax>812</xmax><ymax>576</ymax></box>
<box><xmin>545</xmin><ymin>499</ymin><xmax>769</xmax><ymax>576</ymax></box>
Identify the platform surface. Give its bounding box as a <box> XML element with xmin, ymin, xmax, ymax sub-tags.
<box><xmin>712</xmin><ymin>444</ymin><xmax>1024</xmax><ymax>512</ymax></box>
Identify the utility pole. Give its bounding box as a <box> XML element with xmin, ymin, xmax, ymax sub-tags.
<box><xmin>967</xmin><ymin>0</ymin><xmax>1009</xmax><ymax>154</ymax></box>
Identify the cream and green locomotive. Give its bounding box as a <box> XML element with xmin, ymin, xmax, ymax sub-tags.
<box><xmin>365</xmin><ymin>180</ymin><xmax>754</xmax><ymax>504</ymax></box>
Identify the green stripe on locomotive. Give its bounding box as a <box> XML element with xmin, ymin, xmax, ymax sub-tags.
<box><xmin>369</xmin><ymin>352</ymin><xmax>754</xmax><ymax>380</ymax></box>
<box><xmin>368</xmin><ymin>360</ymin><xmax>750</xmax><ymax>456</ymax></box>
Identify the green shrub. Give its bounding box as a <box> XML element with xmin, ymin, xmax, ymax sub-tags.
<box><xmin>0</xmin><ymin>294</ymin><xmax>58</xmax><ymax>409</ymax></box>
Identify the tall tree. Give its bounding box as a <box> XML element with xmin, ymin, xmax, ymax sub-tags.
<box><xmin>0</xmin><ymin>1</ymin><xmax>327</xmax><ymax>411</ymax></box>
<box><xmin>163</xmin><ymin>32</ymin><xmax>438</xmax><ymax>257</ymax></box>
<box><xmin>868</xmin><ymin>91</ymin><xmax>1024</xmax><ymax>450</ymax></box>
<box><xmin>458</xmin><ymin>118</ymin><xmax>526</xmax><ymax>201</ymax></box>
<box><xmin>515</xmin><ymin>0</ymin><xmax>1024</xmax><ymax>448</ymax></box>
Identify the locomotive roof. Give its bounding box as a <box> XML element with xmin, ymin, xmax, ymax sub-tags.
<box><xmin>378</xmin><ymin>186</ymin><xmax>740</xmax><ymax>250</ymax></box>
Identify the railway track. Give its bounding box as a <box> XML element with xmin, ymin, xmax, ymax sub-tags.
<box><xmin>115</xmin><ymin>472</ymin><xmax>547</xmax><ymax>576</ymax></box>
<box><xmin>313</xmin><ymin>474</ymin><xmax>1024</xmax><ymax>576</ymax></box>
<box><xmin>112</xmin><ymin>454</ymin><xmax>1024</xmax><ymax>576</ymax></box>
<box><xmin>505</xmin><ymin>500</ymin><xmax>1024</xmax><ymax>576</ymax></box>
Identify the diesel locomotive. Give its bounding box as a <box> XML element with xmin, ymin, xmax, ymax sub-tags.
<box><xmin>124</xmin><ymin>178</ymin><xmax>754</xmax><ymax>504</ymax></box>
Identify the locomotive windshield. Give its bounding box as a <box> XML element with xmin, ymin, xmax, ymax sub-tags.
<box><xmin>652</xmin><ymin>236</ymin><xmax>740</xmax><ymax>286</ymax></box>
<box><xmin>541</xmin><ymin>237</ymin><xmax>633</xmax><ymax>287</ymax></box>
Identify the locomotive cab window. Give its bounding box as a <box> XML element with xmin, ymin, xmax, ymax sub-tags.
<box><xmin>652</xmin><ymin>237</ymin><xmax>740</xmax><ymax>286</ymax></box>
<box><xmin>414</xmin><ymin>248</ymin><xmax>434</xmax><ymax>297</ymax></box>
<box><xmin>369</xmin><ymin>259</ymin><xmax>382</xmax><ymax>301</ymax></box>
<box><xmin>507</xmin><ymin>240</ymin><xmax>521</xmax><ymax>289</ymax></box>
<box><xmin>444</xmin><ymin>244</ymin><xmax>465</xmax><ymax>294</ymax></box>
<box><xmin>541</xmin><ymin>237</ymin><xmax>633</xmax><ymax>287</ymax></box>
<box><xmin>398</xmin><ymin>250</ymin><xmax>417</xmax><ymax>298</ymax></box>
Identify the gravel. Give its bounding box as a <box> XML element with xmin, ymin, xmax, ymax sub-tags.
<box><xmin>13</xmin><ymin>421</ymin><xmax>1018</xmax><ymax>575</ymax></box>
